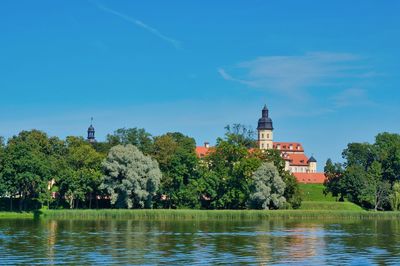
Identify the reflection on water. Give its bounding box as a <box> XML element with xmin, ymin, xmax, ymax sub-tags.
<box><xmin>0</xmin><ymin>218</ymin><xmax>399</xmax><ymax>264</ymax></box>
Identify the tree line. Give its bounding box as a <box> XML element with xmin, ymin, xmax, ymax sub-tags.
<box><xmin>0</xmin><ymin>125</ymin><xmax>301</xmax><ymax>211</ymax></box>
<box><xmin>324</xmin><ymin>132</ymin><xmax>400</xmax><ymax>211</ymax></box>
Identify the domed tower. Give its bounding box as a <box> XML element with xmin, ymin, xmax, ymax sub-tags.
<box><xmin>308</xmin><ymin>156</ymin><xmax>317</xmax><ymax>173</ymax></box>
<box><xmin>87</xmin><ymin>117</ymin><xmax>96</xmax><ymax>143</ymax></box>
<box><xmin>257</xmin><ymin>105</ymin><xmax>273</xmax><ymax>150</ymax></box>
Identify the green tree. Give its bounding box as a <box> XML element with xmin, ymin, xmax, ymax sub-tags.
<box><xmin>361</xmin><ymin>161</ymin><xmax>390</xmax><ymax>211</ymax></box>
<box><xmin>106</xmin><ymin>128</ymin><xmax>153</xmax><ymax>154</ymax></box>
<box><xmin>152</xmin><ymin>132</ymin><xmax>199</xmax><ymax>208</ymax></box>
<box><xmin>248</xmin><ymin>162</ymin><xmax>286</xmax><ymax>209</ymax></box>
<box><xmin>101</xmin><ymin>144</ymin><xmax>162</xmax><ymax>209</ymax></box>
<box><xmin>58</xmin><ymin>137</ymin><xmax>104</xmax><ymax>209</ymax></box>
<box><xmin>341</xmin><ymin>165</ymin><xmax>366</xmax><ymax>205</ymax></box>
<box><xmin>324</xmin><ymin>159</ymin><xmax>345</xmax><ymax>201</ymax></box>
<box><xmin>390</xmin><ymin>181</ymin><xmax>400</xmax><ymax>211</ymax></box>
<box><xmin>202</xmin><ymin>137</ymin><xmax>253</xmax><ymax>209</ymax></box>
<box><xmin>224</xmin><ymin>124</ymin><xmax>257</xmax><ymax>148</ymax></box>
<box><xmin>342</xmin><ymin>142</ymin><xmax>375</xmax><ymax>169</ymax></box>
<box><xmin>325</xmin><ymin>133</ymin><xmax>400</xmax><ymax>210</ymax></box>
<box><xmin>0</xmin><ymin>137</ymin><xmax>6</xmax><ymax>199</ymax></box>
<box><xmin>253</xmin><ymin>149</ymin><xmax>302</xmax><ymax>208</ymax></box>
<box><xmin>1</xmin><ymin>130</ymin><xmax>62</xmax><ymax>210</ymax></box>
<box><xmin>374</xmin><ymin>133</ymin><xmax>400</xmax><ymax>183</ymax></box>
<box><xmin>199</xmin><ymin>126</ymin><xmax>301</xmax><ymax>209</ymax></box>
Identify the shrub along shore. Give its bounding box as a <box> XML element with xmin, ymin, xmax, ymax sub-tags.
<box><xmin>2</xmin><ymin>208</ymin><xmax>400</xmax><ymax>220</ymax></box>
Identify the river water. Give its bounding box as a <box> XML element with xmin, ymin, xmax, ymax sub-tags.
<box><xmin>0</xmin><ymin>218</ymin><xmax>399</xmax><ymax>265</ymax></box>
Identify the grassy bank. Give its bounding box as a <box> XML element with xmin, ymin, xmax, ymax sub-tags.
<box><xmin>0</xmin><ymin>184</ymin><xmax>391</xmax><ymax>220</ymax></box>
<box><xmin>299</xmin><ymin>184</ymin><xmax>336</xmax><ymax>201</ymax></box>
<box><xmin>300</xmin><ymin>201</ymin><xmax>363</xmax><ymax>211</ymax></box>
<box><xmin>1</xmin><ymin>209</ymin><xmax>400</xmax><ymax>220</ymax></box>
<box><xmin>35</xmin><ymin>209</ymin><xmax>400</xmax><ymax>220</ymax></box>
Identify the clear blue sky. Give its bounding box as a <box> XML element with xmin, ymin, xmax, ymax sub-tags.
<box><xmin>1</xmin><ymin>0</ymin><xmax>399</xmax><ymax>168</ymax></box>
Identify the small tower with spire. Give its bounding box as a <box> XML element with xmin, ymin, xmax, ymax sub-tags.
<box><xmin>308</xmin><ymin>155</ymin><xmax>317</xmax><ymax>173</ymax></box>
<box><xmin>257</xmin><ymin>105</ymin><xmax>274</xmax><ymax>150</ymax></box>
<box><xmin>87</xmin><ymin>117</ymin><xmax>96</xmax><ymax>143</ymax></box>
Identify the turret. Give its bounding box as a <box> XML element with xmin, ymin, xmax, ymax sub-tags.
<box><xmin>257</xmin><ymin>105</ymin><xmax>273</xmax><ymax>150</ymax></box>
<box><xmin>87</xmin><ymin>117</ymin><xmax>96</xmax><ymax>143</ymax></box>
<box><xmin>308</xmin><ymin>156</ymin><xmax>317</xmax><ymax>173</ymax></box>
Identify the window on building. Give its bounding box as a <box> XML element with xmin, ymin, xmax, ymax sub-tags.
<box><xmin>261</xmin><ymin>143</ymin><xmax>264</xmax><ymax>148</ymax></box>
<box><xmin>267</xmin><ymin>143</ymin><xmax>269</xmax><ymax>149</ymax></box>
<box><xmin>262</xmin><ymin>133</ymin><xmax>264</xmax><ymax>139</ymax></box>
<box><xmin>267</xmin><ymin>134</ymin><xmax>269</xmax><ymax>139</ymax></box>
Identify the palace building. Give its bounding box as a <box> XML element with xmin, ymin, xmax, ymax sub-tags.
<box><xmin>196</xmin><ymin>105</ymin><xmax>326</xmax><ymax>184</ymax></box>
<box><xmin>257</xmin><ymin>105</ymin><xmax>325</xmax><ymax>183</ymax></box>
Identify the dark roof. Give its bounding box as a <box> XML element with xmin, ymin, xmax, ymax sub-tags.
<box><xmin>308</xmin><ymin>156</ymin><xmax>317</xmax><ymax>163</ymax></box>
<box><xmin>257</xmin><ymin>105</ymin><xmax>273</xmax><ymax>130</ymax></box>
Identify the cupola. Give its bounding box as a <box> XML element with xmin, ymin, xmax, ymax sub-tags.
<box><xmin>257</xmin><ymin>105</ymin><xmax>274</xmax><ymax>130</ymax></box>
<box><xmin>87</xmin><ymin>117</ymin><xmax>96</xmax><ymax>143</ymax></box>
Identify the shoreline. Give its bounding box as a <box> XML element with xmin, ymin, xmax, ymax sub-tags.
<box><xmin>2</xmin><ymin>209</ymin><xmax>400</xmax><ymax>220</ymax></box>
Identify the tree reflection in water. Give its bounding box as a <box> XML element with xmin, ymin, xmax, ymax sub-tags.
<box><xmin>0</xmin><ymin>218</ymin><xmax>399</xmax><ymax>264</ymax></box>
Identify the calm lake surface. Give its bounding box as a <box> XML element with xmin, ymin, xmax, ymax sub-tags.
<box><xmin>0</xmin><ymin>218</ymin><xmax>399</xmax><ymax>265</ymax></box>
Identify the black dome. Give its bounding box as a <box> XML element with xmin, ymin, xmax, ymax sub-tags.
<box><xmin>257</xmin><ymin>105</ymin><xmax>273</xmax><ymax>130</ymax></box>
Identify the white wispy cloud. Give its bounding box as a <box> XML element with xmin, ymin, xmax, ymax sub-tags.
<box><xmin>219</xmin><ymin>52</ymin><xmax>374</xmax><ymax>94</ymax></box>
<box><xmin>95</xmin><ymin>3</ymin><xmax>181</xmax><ymax>49</ymax></box>
<box><xmin>332</xmin><ymin>88</ymin><xmax>375</xmax><ymax>108</ymax></box>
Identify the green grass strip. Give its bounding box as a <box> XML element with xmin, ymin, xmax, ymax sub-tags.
<box><xmin>36</xmin><ymin>209</ymin><xmax>400</xmax><ymax>220</ymax></box>
<box><xmin>0</xmin><ymin>212</ymin><xmax>35</xmax><ymax>219</ymax></box>
<box><xmin>300</xmin><ymin>201</ymin><xmax>364</xmax><ymax>211</ymax></box>
<box><xmin>1</xmin><ymin>208</ymin><xmax>400</xmax><ymax>220</ymax></box>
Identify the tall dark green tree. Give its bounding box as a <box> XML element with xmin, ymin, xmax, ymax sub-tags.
<box><xmin>0</xmin><ymin>137</ymin><xmax>6</xmax><ymax>200</ymax></box>
<box><xmin>324</xmin><ymin>132</ymin><xmax>400</xmax><ymax>210</ymax></box>
<box><xmin>152</xmin><ymin>132</ymin><xmax>200</xmax><ymax>208</ymax></box>
<box><xmin>361</xmin><ymin>161</ymin><xmax>390</xmax><ymax>211</ymax></box>
<box><xmin>324</xmin><ymin>159</ymin><xmax>345</xmax><ymax>201</ymax></box>
<box><xmin>1</xmin><ymin>130</ymin><xmax>63</xmax><ymax>210</ymax></box>
<box><xmin>374</xmin><ymin>133</ymin><xmax>400</xmax><ymax>182</ymax></box>
<box><xmin>202</xmin><ymin>136</ymin><xmax>255</xmax><ymax>209</ymax></box>
<box><xmin>58</xmin><ymin>137</ymin><xmax>104</xmax><ymax>209</ymax></box>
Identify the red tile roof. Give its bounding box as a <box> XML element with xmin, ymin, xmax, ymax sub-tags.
<box><xmin>293</xmin><ymin>173</ymin><xmax>326</xmax><ymax>184</ymax></box>
<box><xmin>273</xmin><ymin>142</ymin><xmax>304</xmax><ymax>152</ymax></box>
<box><xmin>284</xmin><ymin>153</ymin><xmax>309</xmax><ymax>166</ymax></box>
<box><xmin>196</xmin><ymin>146</ymin><xmax>210</xmax><ymax>157</ymax></box>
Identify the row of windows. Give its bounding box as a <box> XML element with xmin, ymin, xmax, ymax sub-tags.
<box><xmin>261</xmin><ymin>143</ymin><xmax>270</xmax><ymax>149</ymax></box>
<box><xmin>289</xmin><ymin>167</ymin><xmax>308</xmax><ymax>173</ymax></box>
<box><xmin>260</xmin><ymin>133</ymin><xmax>270</xmax><ymax>139</ymax></box>
<box><xmin>276</xmin><ymin>145</ymin><xmax>301</xmax><ymax>151</ymax></box>
<box><xmin>289</xmin><ymin>167</ymin><xmax>316</xmax><ymax>173</ymax></box>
